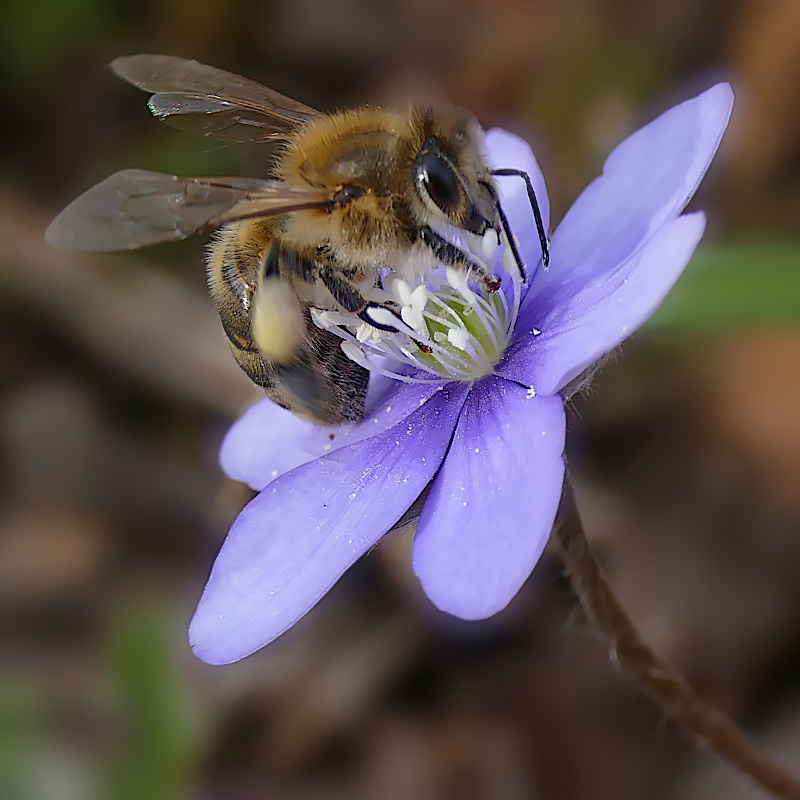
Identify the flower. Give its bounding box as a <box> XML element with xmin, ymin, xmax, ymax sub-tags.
<box><xmin>190</xmin><ymin>84</ymin><xmax>733</xmax><ymax>664</ymax></box>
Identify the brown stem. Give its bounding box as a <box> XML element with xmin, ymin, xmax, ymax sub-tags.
<box><xmin>555</xmin><ymin>477</ymin><xmax>800</xmax><ymax>800</ymax></box>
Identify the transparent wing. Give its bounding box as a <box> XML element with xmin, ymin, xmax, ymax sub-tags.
<box><xmin>111</xmin><ymin>54</ymin><xmax>322</xmax><ymax>143</ymax></box>
<box><xmin>45</xmin><ymin>169</ymin><xmax>333</xmax><ymax>252</ymax></box>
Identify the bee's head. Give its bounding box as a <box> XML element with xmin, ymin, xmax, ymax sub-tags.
<box><xmin>407</xmin><ymin>107</ymin><xmax>498</xmax><ymax>237</ymax></box>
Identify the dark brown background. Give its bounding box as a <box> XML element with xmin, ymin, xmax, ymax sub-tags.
<box><xmin>1</xmin><ymin>1</ymin><xmax>799</xmax><ymax>798</ymax></box>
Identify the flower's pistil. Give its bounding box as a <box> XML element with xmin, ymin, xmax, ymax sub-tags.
<box><xmin>311</xmin><ymin>230</ymin><xmax>523</xmax><ymax>384</ymax></box>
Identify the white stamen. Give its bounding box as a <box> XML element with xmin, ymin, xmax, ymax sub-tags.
<box><xmin>356</xmin><ymin>322</ymin><xmax>377</xmax><ymax>343</ymax></box>
<box><xmin>308</xmin><ymin>223</ymin><xmax>527</xmax><ymax>385</ymax></box>
<box><xmin>386</xmin><ymin>274</ymin><xmax>413</xmax><ymax>306</ymax></box>
<box><xmin>502</xmin><ymin>244</ymin><xmax>518</xmax><ymax>278</ymax></box>
<box><xmin>409</xmin><ymin>284</ymin><xmax>429</xmax><ymax>310</ymax></box>
<box><xmin>400</xmin><ymin>305</ymin><xmax>427</xmax><ymax>336</ymax></box>
<box><xmin>479</xmin><ymin>230</ymin><xmax>500</xmax><ymax>262</ymax></box>
<box><xmin>340</xmin><ymin>341</ymin><xmax>444</xmax><ymax>385</ymax></box>
<box><xmin>310</xmin><ymin>307</ymin><xmax>334</xmax><ymax>329</ymax></box>
<box><xmin>445</xmin><ymin>267</ymin><xmax>476</xmax><ymax>303</ymax></box>
<box><xmin>447</xmin><ymin>327</ymin><xmax>470</xmax><ymax>351</ymax></box>
<box><xmin>365</xmin><ymin>307</ymin><xmax>398</xmax><ymax>329</ymax></box>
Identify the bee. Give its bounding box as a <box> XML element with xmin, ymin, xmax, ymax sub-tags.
<box><xmin>46</xmin><ymin>55</ymin><xmax>548</xmax><ymax>424</ymax></box>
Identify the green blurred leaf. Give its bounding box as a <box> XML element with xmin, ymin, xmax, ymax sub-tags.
<box><xmin>3</xmin><ymin>0</ymin><xmax>115</xmax><ymax>86</ymax></box>
<box><xmin>102</xmin><ymin>603</ymin><xmax>205</xmax><ymax>800</ymax></box>
<box><xmin>0</xmin><ymin>672</ymin><xmax>95</xmax><ymax>800</ymax></box>
<box><xmin>0</xmin><ymin>675</ymin><xmax>47</xmax><ymax>800</ymax></box>
<box><xmin>647</xmin><ymin>243</ymin><xmax>800</xmax><ymax>330</ymax></box>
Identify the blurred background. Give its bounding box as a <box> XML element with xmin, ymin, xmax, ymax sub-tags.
<box><xmin>1</xmin><ymin>0</ymin><xmax>799</xmax><ymax>798</ymax></box>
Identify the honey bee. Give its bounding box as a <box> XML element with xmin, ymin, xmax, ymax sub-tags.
<box><xmin>46</xmin><ymin>55</ymin><xmax>548</xmax><ymax>424</ymax></box>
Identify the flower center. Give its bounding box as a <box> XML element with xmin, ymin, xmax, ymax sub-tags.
<box><xmin>310</xmin><ymin>230</ymin><xmax>523</xmax><ymax>385</ymax></box>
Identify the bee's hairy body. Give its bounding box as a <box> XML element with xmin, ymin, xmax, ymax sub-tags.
<box><xmin>45</xmin><ymin>56</ymin><xmax>547</xmax><ymax>425</ymax></box>
<box><xmin>207</xmin><ymin>216</ymin><xmax>373</xmax><ymax>424</ymax></box>
<box><xmin>279</xmin><ymin>108</ymin><xmax>410</xmax><ymax>267</ymax></box>
<box><xmin>208</xmin><ymin>105</ymin><xmax>499</xmax><ymax>422</ymax></box>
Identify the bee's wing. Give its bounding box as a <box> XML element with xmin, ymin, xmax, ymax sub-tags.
<box><xmin>111</xmin><ymin>54</ymin><xmax>322</xmax><ymax>143</ymax></box>
<box><xmin>46</xmin><ymin>169</ymin><xmax>333</xmax><ymax>252</ymax></box>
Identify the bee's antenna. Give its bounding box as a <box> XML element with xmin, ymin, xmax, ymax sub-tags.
<box><xmin>490</xmin><ymin>168</ymin><xmax>550</xmax><ymax>269</ymax></box>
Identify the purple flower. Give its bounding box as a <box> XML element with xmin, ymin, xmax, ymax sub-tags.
<box><xmin>190</xmin><ymin>84</ymin><xmax>733</xmax><ymax>664</ymax></box>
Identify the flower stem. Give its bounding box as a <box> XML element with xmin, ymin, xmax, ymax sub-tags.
<box><xmin>555</xmin><ymin>476</ymin><xmax>800</xmax><ymax>800</ymax></box>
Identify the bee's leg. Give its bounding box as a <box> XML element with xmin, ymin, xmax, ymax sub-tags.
<box><xmin>278</xmin><ymin>315</ymin><xmax>370</xmax><ymax>424</ymax></box>
<box><xmin>316</xmin><ymin>265</ymin><xmax>403</xmax><ymax>332</ymax></box>
<box><xmin>280</xmin><ymin>247</ymin><xmax>317</xmax><ymax>282</ymax></box>
<box><xmin>283</xmin><ymin>247</ymin><xmax>398</xmax><ymax>331</ymax></box>
<box><xmin>263</xmin><ymin>239</ymin><xmax>281</xmax><ymax>278</ymax></box>
<box><xmin>489</xmin><ymin>168</ymin><xmax>550</xmax><ymax>268</ymax></box>
<box><xmin>417</xmin><ymin>226</ymin><xmax>501</xmax><ymax>292</ymax></box>
<box><xmin>209</xmin><ymin>230</ymin><xmax>367</xmax><ymax>423</ymax></box>
<box><xmin>274</xmin><ymin>352</ymin><xmax>327</xmax><ymax>416</ymax></box>
<box><xmin>478</xmin><ymin>178</ymin><xmax>526</xmax><ymax>282</ymax></box>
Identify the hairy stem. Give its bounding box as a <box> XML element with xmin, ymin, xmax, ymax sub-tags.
<box><xmin>555</xmin><ymin>478</ymin><xmax>800</xmax><ymax>800</ymax></box>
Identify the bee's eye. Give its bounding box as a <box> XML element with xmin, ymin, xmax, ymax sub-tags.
<box><xmin>415</xmin><ymin>146</ymin><xmax>463</xmax><ymax>217</ymax></box>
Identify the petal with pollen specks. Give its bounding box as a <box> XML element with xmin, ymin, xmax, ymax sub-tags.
<box><xmin>413</xmin><ymin>377</ymin><xmax>565</xmax><ymax>619</ymax></box>
<box><xmin>191</xmin><ymin>383</ymin><xmax>468</xmax><ymax>664</ymax></box>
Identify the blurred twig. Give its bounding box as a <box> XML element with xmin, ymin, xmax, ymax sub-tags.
<box><xmin>556</xmin><ymin>476</ymin><xmax>800</xmax><ymax>800</ymax></box>
<box><xmin>0</xmin><ymin>186</ymin><xmax>258</xmax><ymax>417</ymax></box>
